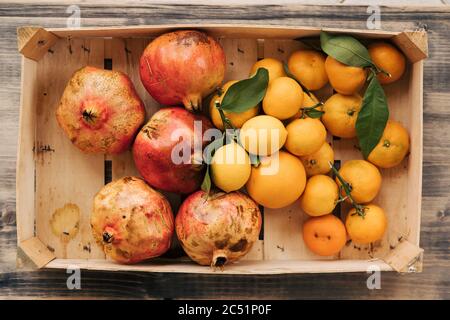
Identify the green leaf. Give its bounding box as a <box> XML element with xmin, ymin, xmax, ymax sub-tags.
<box><xmin>356</xmin><ymin>75</ymin><xmax>389</xmax><ymax>158</ymax></box>
<box><xmin>320</xmin><ymin>31</ymin><xmax>373</xmax><ymax>68</ymax></box>
<box><xmin>283</xmin><ymin>62</ymin><xmax>312</xmax><ymax>97</ymax></box>
<box><xmin>201</xmin><ymin>134</ymin><xmax>225</xmax><ymax>194</ymax></box>
<box><xmin>220</xmin><ymin>68</ymin><xmax>269</xmax><ymax>113</ymax></box>
<box><xmin>201</xmin><ymin>165</ymin><xmax>211</xmax><ymax>194</ymax></box>
<box><xmin>305</xmin><ymin>109</ymin><xmax>324</xmax><ymax>119</ymax></box>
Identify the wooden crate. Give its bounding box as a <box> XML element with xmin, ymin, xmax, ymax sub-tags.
<box><xmin>16</xmin><ymin>24</ymin><xmax>427</xmax><ymax>274</ymax></box>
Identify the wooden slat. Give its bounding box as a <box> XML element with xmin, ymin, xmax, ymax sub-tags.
<box><xmin>47</xmin><ymin>24</ymin><xmax>401</xmax><ymax>40</ymax></box>
<box><xmin>35</xmin><ymin>38</ymin><xmax>105</xmax><ymax>259</ymax></box>
<box><xmin>16</xmin><ymin>57</ymin><xmax>37</xmax><ymax>244</ymax></box>
<box><xmin>46</xmin><ymin>258</ymin><xmax>393</xmax><ymax>275</ymax></box>
<box><xmin>405</xmin><ymin>61</ymin><xmax>424</xmax><ymax>246</ymax></box>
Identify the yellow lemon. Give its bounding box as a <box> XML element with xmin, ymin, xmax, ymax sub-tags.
<box><xmin>211</xmin><ymin>142</ymin><xmax>251</xmax><ymax>193</ymax></box>
<box><xmin>325</xmin><ymin>56</ymin><xmax>367</xmax><ymax>95</ymax></box>
<box><xmin>249</xmin><ymin>58</ymin><xmax>286</xmax><ymax>83</ymax></box>
<box><xmin>368</xmin><ymin>120</ymin><xmax>410</xmax><ymax>168</ymax></box>
<box><xmin>285</xmin><ymin>118</ymin><xmax>327</xmax><ymax>156</ymax></box>
<box><xmin>239</xmin><ymin>115</ymin><xmax>287</xmax><ymax>156</ymax></box>
<box><xmin>322</xmin><ymin>93</ymin><xmax>362</xmax><ymax>138</ymax></box>
<box><xmin>246</xmin><ymin>151</ymin><xmax>306</xmax><ymax>209</ymax></box>
<box><xmin>300</xmin><ymin>142</ymin><xmax>334</xmax><ymax>177</ymax></box>
<box><xmin>288</xmin><ymin>50</ymin><xmax>328</xmax><ymax>90</ymax></box>
<box><xmin>346</xmin><ymin>204</ymin><xmax>387</xmax><ymax>244</ymax></box>
<box><xmin>300</xmin><ymin>175</ymin><xmax>339</xmax><ymax>216</ymax></box>
<box><xmin>209</xmin><ymin>80</ymin><xmax>259</xmax><ymax>130</ymax></box>
<box><xmin>263</xmin><ymin>77</ymin><xmax>304</xmax><ymax>120</ymax></box>
<box><xmin>337</xmin><ymin>160</ymin><xmax>382</xmax><ymax>204</ymax></box>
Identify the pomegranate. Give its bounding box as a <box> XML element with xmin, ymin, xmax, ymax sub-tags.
<box><xmin>91</xmin><ymin>176</ymin><xmax>174</xmax><ymax>264</ymax></box>
<box><xmin>56</xmin><ymin>66</ymin><xmax>145</xmax><ymax>154</ymax></box>
<box><xmin>139</xmin><ymin>30</ymin><xmax>226</xmax><ymax>111</ymax></box>
<box><xmin>133</xmin><ymin>107</ymin><xmax>212</xmax><ymax>194</ymax></box>
<box><xmin>176</xmin><ymin>191</ymin><xmax>262</xmax><ymax>268</ymax></box>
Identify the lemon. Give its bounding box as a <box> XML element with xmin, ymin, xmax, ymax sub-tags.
<box><xmin>249</xmin><ymin>58</ymin><xmax>286</xmax><ymax>83</ymax></box>
<box><xmin>285</xmin><ymin>118</ymin><xmax>327</xmax><ymax>156</ymax></box>
<box><xmin>300</xmin><ymin>175</ymin><xmax>339</xmax><ymax>216</ymax></box>
<box><xmin>209</xmin><ymin>80</ymin><xmax>259</xmax><ymax>130</ymax></box>
<box><xmin>211</xmin><ymin>142</ymin><xmax>251</xmax><ymax>193</ymax></box>
<box><xmin>246</xmin><ymin>151</ymin><xmax>306</xmax><ymax>209</ymax></box>
<box><xmin>263</xmin><ymin>77</ymin><xmax>304</xmax><ymax>120</ymax></box>
<box><xmin>239</xmin><ymin>115</ymin><xmax>287</xmax><ymax>156</ymax></box>
<box><xmin>300</xmin><ymin>142</ymin><xmax>334</xmax><ymax>177</ymax></box>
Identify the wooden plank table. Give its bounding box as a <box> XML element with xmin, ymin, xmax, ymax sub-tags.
<box><xmin>0</xmin><ymin>2</ymin><xmax>449</xmax><ymax>299</ymax></box>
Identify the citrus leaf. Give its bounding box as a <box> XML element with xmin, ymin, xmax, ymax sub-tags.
<box><xmin>283</xmin><ymin>62</ymin><xmax>312</xmax><ymax>97</ymax></box>
<box><xmin>356</xmin><ymin>75</ymin><xmax>389</xmax><ymax>158</ymax></box>
<box><xmin>220</xmin><ymin>68</ymin><xmax>269</xmax><ymax>113</ymax></box>
<box><xmin>201</xmin><ymin>165</ymin><xmax>211</xmax><ymax>194</ymax></box>
<box><xmin>305</xmin><ymin>109</ymin><xmax>324</xmax><ymax>119</ymax></box>
<box><xmin>320</xmin><ymin>31</ymin><xmax>373</xmax><ymax>68</ymax></box>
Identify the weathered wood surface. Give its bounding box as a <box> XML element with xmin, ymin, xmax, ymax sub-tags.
<box><xmin>0</xmin><ymin>2</ymin><xmax>449</xmax><ymax>299</ymax></box>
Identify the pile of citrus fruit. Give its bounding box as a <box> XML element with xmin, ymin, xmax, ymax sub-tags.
<box><xmin>207</xmin><ymin>40</ymin><xmax>409</xmax><ymax>257</ymax></box>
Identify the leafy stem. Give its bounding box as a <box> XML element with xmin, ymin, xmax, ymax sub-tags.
<box><xmin>300</xmin><ymin>102</ymin><xmax>325</xmax><ymax>119</ymax></box>
<box><xmin>329</xmin><ymin>161</ymin><xmax>366</xmax><ymax>218</ymax></box>
<box><xmin>215</xmin><ymin>101</ymin><xmax>236</xmax><ymax>131</ymax></box>
<box><xmin>370</xmin><ymin>65</ymin><xmax>391</xmax><ymax>78</ymax></box>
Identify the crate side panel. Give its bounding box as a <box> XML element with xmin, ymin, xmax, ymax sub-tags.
<box><xmin>262</xmin><ymin>40</ymin><xmax>332</xmax><ymax>261</ymax></box>
<box><xmin>405</xmin><ymin>61</ymin><xmax>423</xmax><ymax>245</ymax></box>
<box><xmin>16</xmin><ymin>57</ymin><xmax>38</xmax><ymax>243</ymax></box>
<box><xmin>35</xmin><ymin>38</ymin><xmax>105</xmax><ymax>259</ymax></box>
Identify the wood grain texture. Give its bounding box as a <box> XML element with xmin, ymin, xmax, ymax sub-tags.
<box><xmin>0</xmin><ymin>2</ymin><xmax>449</xmax><ymax>299</ymax></box>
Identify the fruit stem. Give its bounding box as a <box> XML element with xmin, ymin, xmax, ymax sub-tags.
<box><xmin>102</xmin><ymin>231</ymin><xmax>114</xmax><ymax>243</ymax></box>
<box><xmin>328</xmin><ymin>161</ymin><xmax>366</xmax><ymax>218</ymax></box>
<box><xmin>371</xmin><ymin>65</ymin><xmax>391</xmax><ymax>79</ymax></box>
<box><xmin>82</xmin><ymin>109</ymin><xmax>97</xmax><ymax>123</ymax></box>
<box><xmin>303</xmin><ymin>101</ymin><xmax>324</xmax><ymax>112</ymax></box>
<box><xmin>215</xmin><ymin>101</ymin><xmax>236</xmax><ymax>131</ymax></box>
<box><xmin>211</xmin><ymin>250</ymin><xmax>228</xmax><ymax>271</ymax></box>
<box><xmin>299</xmin><ymin>101</ymin><xmax>324</xmax><ymax>119</ymax></box>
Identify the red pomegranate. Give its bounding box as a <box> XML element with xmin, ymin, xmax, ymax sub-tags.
<box><xmin>91</xmin><ymin>176</ymin><xmax>174</xmax><ymax>264</ymax></box>
<box><xmin>133</xmin><ymin>107</ymin><xmax>212</xmax><ymax>194</ymax></box>
<box><xmin>56</xmin><ymin>66</ymin><xmax>145</xmax><ymax>154</ymax></box>
<box><xmin>140</xmin><ymin>30</ymin><xmax>226</xmax><ymax>111</ymax></box>
<box><xmin>176</xmin><ymin>191</ymin><xmax>262</xmax><ymax>268</ymax></box>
